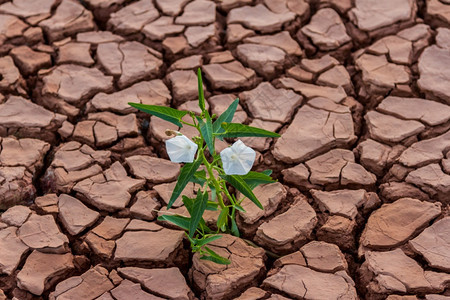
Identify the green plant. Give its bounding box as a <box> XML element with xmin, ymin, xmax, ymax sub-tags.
<box><xmin>129</xmin><ymin>68</ymin><xmax>280</xmax><ymax>264</ymax></box>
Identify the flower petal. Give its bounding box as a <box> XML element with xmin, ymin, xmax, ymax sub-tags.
<box><xmin>220</xmin><ymin>140</ymin><xmax>255</xmax><ymax>175</ymax></box>
<box><xmin>165</xmin><ymin>135</ymin><xmax>198</xmax><ymax>163</ymax></box>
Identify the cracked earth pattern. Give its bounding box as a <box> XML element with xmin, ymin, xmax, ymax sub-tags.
<box><xmin>0</xmin><ymin>0</ymin><xmax>449</xmax><ymax>299</ymax></box>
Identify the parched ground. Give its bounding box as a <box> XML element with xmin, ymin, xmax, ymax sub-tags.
<box><xmin>0</xmin><ymin>0</ymin><xmax>449</xmax><ymax>299</ymax></box>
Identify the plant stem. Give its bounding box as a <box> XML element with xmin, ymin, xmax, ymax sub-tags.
<box><xmin>220</xmin><ymin>181</ymin><xmax>235</xmax><ymax>205</ymax></box>
<box><xmin>180</xmin><ymin>120</ymin><xmax>195</xmax><ymax>127</ymax></box>
<box><xmin>203</xmin><ymin>156</ymin><xmax>225</xmax><ymax>209</ymax></box>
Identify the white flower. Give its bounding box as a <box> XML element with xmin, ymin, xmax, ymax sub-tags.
<box><xmin>165</xmin><ymin>135</ymin><xmax>198</xmax><ymax>163</ymax></box>
<box><xmin>220</xmin><ymin>140</ymin><xmax>256</xmax><ymax>175</ymax></box>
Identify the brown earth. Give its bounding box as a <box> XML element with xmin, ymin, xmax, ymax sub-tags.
<box><xmin>0</xmin><ymin>0</ymin><xmax>450</xmax><ymax>299</ymax></box>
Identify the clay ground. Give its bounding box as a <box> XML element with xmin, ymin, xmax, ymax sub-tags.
<box><xmin>0</xmin><ymin>0</ymin><xmax>450</xmax><ymax>299</ymax></box>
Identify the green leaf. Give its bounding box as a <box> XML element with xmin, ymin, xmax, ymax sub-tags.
<box><xmin>189</xmin><ymin>190</ymin><xmax>208</xmax><ymax>237</ymax></box>
<box><xmin>168</xmin><ymin>159</ymin><xmax>202</xmax><ymax>209</ymax></box>
<box><xmin>220</xmin><ymin>175</ymin><xmax>263</xmax><ymax>209</ymax></box>
<box><xmin>200</xmin><ymin>246</ymin><xmax>231</xmax><ymax>265</ymax></box>
<box><xmin>262</xmin><ymin>169</ymin><xmax>272</xmax><ymax>176</ymax></box>
<box><xmin>206</xmin><ymin>201</ymin><xmax>218</xmax><ymax>211</ymax></box>
<box><xmin>241</xmin><ymin>171</ymin><xmax>276</xmax><ymax>189</ymax></box>
<box><xmin>182</xmin><ymin>195</ymin><xmax>194</xmax><ymax>214</ymax></box>
<box><xmin>190</xmin><ymin>170</ymin><xmax>207</xmax><ymax>186</ymax></box>
<box><xmin>218</xmin><ymin>122</ymin><xmax>281</xmax><ymax>138</ymax></box>
<box><xmin>199</xmin><ymin>112</ymin><xmax>214</xmax><ymax>154</ymax></box>
<box><xmin>182</xmin><ymin>195</ymin><xmax>211</xmax><ymax>234</ymax></box>
<box><xmin>231</xmin><ymin>218</ymin><xmax>240</xmax><ymax>237</ymax></box>
<box><xmin>217</xmin><ymin>206</ymin><xmax>229</xmax><ymax>231</ymax></box>
<box><xmin>233</xmin><ymin>204</ymin><xmax>246</xmax><ymax>212</ymax></box>
<box><xmin>213</xmin><ymin>99</ymin><xmax>239</xmax><ymax>134</ymax></box>
<box><xmin>230</xmin><ymin>208</ymin><xmax>240</xmax><ymax>237</ymax></box>
<box><xmin>128</xmin><ymin>103</ymin><xmax>188</xmax><ymax>127</ymax></box>
<box><xmin>197</xmin><ymin>68</ymin><xmax>205</xmax><ymax>112</ymax></box>
<box><xmin>158</xmin><ymin>215</ymin><xmax>190</xmax><ymax>231</ymax></box>
<box><xmin>196</xmin><ymin>235</ymin><xmax>223</xmax><ymax>246</ymax></box>
<box><xmin>208</xmin><ymin>183</ymin><xmax>217</xmax><ymax>201</ymax></box>
<box><xmin>200</xmin><ymin>254</ymin><xmax>230</xmax><ymax>264</ymax></box>
<box><xmin>198</xmin><ymin>219</ymin><xmax>212</xmax><ymax>234</ymax></box>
